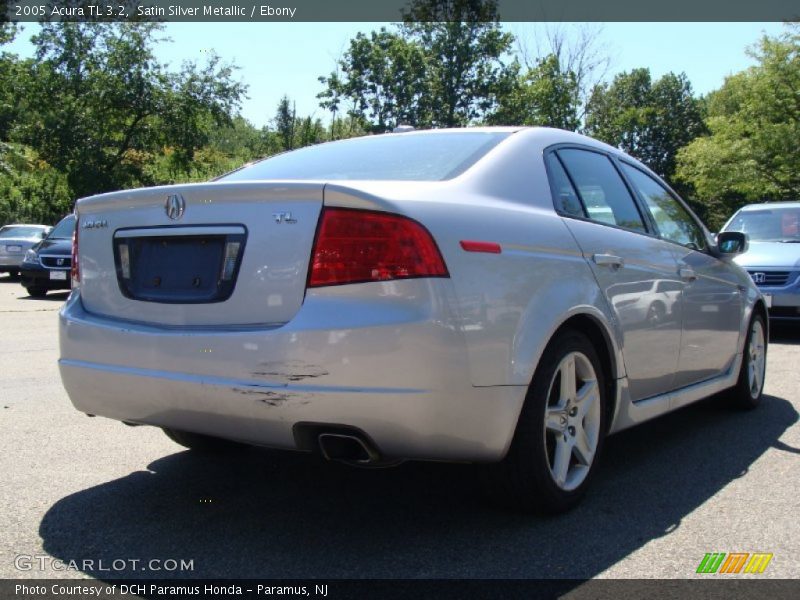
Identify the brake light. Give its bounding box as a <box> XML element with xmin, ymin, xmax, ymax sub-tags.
<box><xmin>71</xmin><ymin>221</ymin><xmax>79</xmax><ymax>285</ymax></box>
<box><xmin>308</xmin><ymin>208</ymin><xmax>448</xmax><ymax>287</ymax></box>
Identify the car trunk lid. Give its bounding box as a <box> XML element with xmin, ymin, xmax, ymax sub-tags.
<box><xmin>75</xmin><ymin>181</ymin><xmax>324</xmax><ymax>327</ymax></box>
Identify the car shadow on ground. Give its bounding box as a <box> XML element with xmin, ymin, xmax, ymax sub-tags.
<box><xmin>770</xmin><ymin>321</ymin><xmax>800</xmax><ymax>346</ymax></box>
<box><xmin>17</xmin><ymin>291</ymin><xmax>70</xmax><ymax>301</ymax></box>
<box><xmin>38</xmin><ymin>393</ymin><xmax>797</xmax><ymax>581</ymax></box>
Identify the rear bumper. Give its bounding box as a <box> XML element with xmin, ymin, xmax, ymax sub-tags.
<box><xmin>58</xmin><ymin>284</ymin><xmax>526</xmax><ymax>462</ymax></box>
<box><xmin>0</xmin><ymin>255</ymin><xmax>24</xmax><ymax>269</ymax></box>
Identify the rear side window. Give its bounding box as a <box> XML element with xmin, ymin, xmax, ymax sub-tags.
<box><xmin>557</xmin><ymin>149</ymin><xmax>647</xmax><ymax>233</ymax></box>
<box><xmin>545</xmin><ymin>153</ymin><xmax>584</xmax><ymax>218</ymax></box>
<box><xmin>620</xmin><ymin>163</ymin><xmax>706</xmax><ymax>250</ymax></box>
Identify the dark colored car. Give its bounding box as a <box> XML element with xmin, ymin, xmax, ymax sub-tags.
<box><xmin>20</xmin><ymin>214</ymin><xmax>76</xmax><ymax>297</ymax></box>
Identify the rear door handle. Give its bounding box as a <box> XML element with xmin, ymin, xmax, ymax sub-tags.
<box><xmin>679</xmin><ymin>267</ymin><xmax>697</xmax><ymax>281</ymax></box>
<box><xmin>592</xmin><ymin>254</ymin><xmax>624</xmax><ymax>269</ymax></box>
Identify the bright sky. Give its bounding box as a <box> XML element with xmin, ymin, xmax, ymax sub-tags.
<box><xmin>7</xmin><ymin>22</ymin><xmax>787</xmax><ymax>128</ymax></box>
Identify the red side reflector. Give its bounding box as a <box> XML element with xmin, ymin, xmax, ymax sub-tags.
<box><xmin>308</xmin><ymin>208</ymin><xmax>449</xmax><ymax>287</ymax></box>
<box><xmin>460</xmin><ymin>240</ymin><xmax>502</xmax><ymax>254</ymax></box>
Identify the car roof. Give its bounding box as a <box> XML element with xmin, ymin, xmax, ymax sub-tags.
<box><xmin>738</xmin><ymin>202</ymin><xmax>800</xmax><ymax>211</ymax></box>
<box><xmin>1</xmin><ymin>223</ymin><xmax>48</xmax><ymax>228</ymax></box>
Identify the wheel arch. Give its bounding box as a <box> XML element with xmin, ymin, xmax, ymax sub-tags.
<box><xmin>549</xmin><ymin>314</ymin><xmax>619</xmax><ymax>432</ymax></box>
<box><xmin>752</xmin><ymin>298</ymin><xmax>769</xmax><ymax>339</ymax></box>
<box><xmin>514</xmin><ymin>311</ymin><xmax>622</xmax><ymax>439</ymax></box>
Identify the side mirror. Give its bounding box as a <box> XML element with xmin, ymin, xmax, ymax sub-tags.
<box><xmin>715</xmin><ymin>231</ymin><xmax>748</xmax><ymax>257</ymax></box>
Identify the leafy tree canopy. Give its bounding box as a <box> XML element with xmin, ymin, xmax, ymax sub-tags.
<box><xmin>489</xmin><ymin>54</ymin><xmax>580</xmax><ymax>130</ymax></box>
<box><xmin>676</xmin><ymin>25</ymin><xmax>800</xmax><ymax>211</ymax></box>
<box><xmin>318</xmin><ymin>0</ymin><xmax>516</xmax><ymax>130</ymax></box>
<box><xmin>585</xmin><ymin>68</ymin><xmax>706</xmax><ymax>182</ymax></box>
<box><xmin>17</xmin><ymin>22</ymin><xmax>246</xmax><ymax>198</ymax></box>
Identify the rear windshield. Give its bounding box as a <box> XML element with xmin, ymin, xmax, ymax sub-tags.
<box><xmin>219</xmin><ymin>131</ymin><xmax>512</xmax><ymax>182</ymax></box>
<box><xmin>724</xmin><ymin>206</ymin><xmax>800</xmax><ymax>242</ymax></box>
<box><xmin>0</xmin><ymin>226</ymin><xmax>45</xmax><ymax>239</ymax></box>
<box><xmin>47</xmin><ymin>215</ymin><xmax>76</xmax><ymax>239</ymax></box>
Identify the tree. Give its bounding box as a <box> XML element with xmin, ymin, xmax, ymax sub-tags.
<box><xmin>318</xmin><ymin>29</ymin><xmax>428</xmax><ymax>133</ymax></box>
<box><xmin>514</xmin><ymin>23</ymin><xmax>612</xmax><ymax>123</ymax></box>
<box><xmin>400</xmin><ymin>0</ymin><xmax>516</xmax><ymax>127</ymax></box>
<box><xmin>676</xmin><ymin>24</ymin><xmax>800</xmax><ymax>225</ymax></box>
<box><xmin>489</xmin><ymin>54</ymin><xmax>580</xmax><ymax>129</ymax></box>
<box><xmin>273</xmin><ymin>95</ymin><xmax>297</xmax><ymax>150</ymax></box>
<box><xmin>16</xmin><ymin>22</ymin><xmax>246</xmax><ymax>198</ymax></box>
<box><xmin>0</xmin><ymin>23</ymin><xmax>22</xmax><ymax>172</ymax></box>
<box><xmin>318</xmin><ymin>0</ymin><xmax>516</xmax><ymax>130</ymax></box>
<box><xmin>585</xmin><ymin>69</ymin><xmax>705</xmax><ymax>181</ymax></box>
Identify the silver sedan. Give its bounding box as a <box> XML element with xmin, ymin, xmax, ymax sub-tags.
<box><xmin>0</xmin><ymin>224</ymin><xmax>50</xmax><ymax>276</ymax></box>
<box><xmin>58</xmin><ymin>127</ymin><xmax>768</xmax><ymax>512</ymax></box>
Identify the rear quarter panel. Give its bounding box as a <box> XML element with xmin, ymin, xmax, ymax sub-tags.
<box><xmin>324</xmin><ymin>130</ymin><xmax>624</xmax><ymax>389</ymax></box>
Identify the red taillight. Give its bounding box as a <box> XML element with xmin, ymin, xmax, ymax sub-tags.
<box><xmin>70</xmin><ymin>222</ymin><xmax>79</xmax><ymax>284</ymax></box>
<box><xmin>308</xmin><ymin>208</ymin><xmax>449</xmax><ymax>287</ymax></box>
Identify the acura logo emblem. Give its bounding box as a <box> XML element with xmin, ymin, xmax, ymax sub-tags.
<box><xmin>165</xmin><ymin>194</ymin><xmax>185</xmax><ymax>220</ymax></box>
<box><xmin>752</xmin><ymin>272</ymin><xmax>766</xmax><ymax>284</ymax></box>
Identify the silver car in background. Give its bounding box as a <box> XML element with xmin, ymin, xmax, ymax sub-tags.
<box><xmin>722</xmin><ymin>202</ymin><xmax>800</xmax><ymax>321</ymax></box>
<box><xmin>0</xmin><ymin>224</ymin><xmax>50</xmax><ymax>277</ymax></box>
<box><xmin>59</xmin><ymin>128</ymin><xmax>767</xmax><ymax>512</ymax></box>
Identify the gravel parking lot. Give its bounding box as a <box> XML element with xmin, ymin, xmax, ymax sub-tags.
<box><xmin>1</xmin><ymin>273</ymin><xmax>798</xmax><ymax>581</ymax></box>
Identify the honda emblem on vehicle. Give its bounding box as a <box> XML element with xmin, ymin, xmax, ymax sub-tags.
<box><xmin>165</xmin><ymin>194</ymin><xmax>186</xmax><ymax>220</ymax></box>
<box><xmin>752</xmin><ymin>272</ymin><xmax>766</xmax><ymax>284</ymax></box>
<box><xmin>273</xmin><ymin>212</ymin><xmax>297</xmax><ymax>224</ymax></box>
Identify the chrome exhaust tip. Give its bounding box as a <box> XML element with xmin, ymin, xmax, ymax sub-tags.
<box><xmin>318</xmin><ymin>432</ymin><xmax>380</xmax><ymax>465</ymax></box>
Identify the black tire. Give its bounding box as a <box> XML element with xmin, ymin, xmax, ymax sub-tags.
<box><xmin>728</xmin><ymin>311</ymin><xmax>768</xmax><ymax>409</ymax></box>
<box><xmin>26</xmin><ymin>287</ymin><xmax>47</xmax><ymax>298</ymax></box>
<box><xmin>485</xmin><ymin>329</ymin><xmax>608</xmax><ymax>513</ymax></box>
<box><xmin>162</xmin><ymin>428</ymin><xmax>247</xmax><ymax>452</ymax></box>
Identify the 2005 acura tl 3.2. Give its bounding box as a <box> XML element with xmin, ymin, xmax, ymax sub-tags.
<box><xmin>59</xmin><ymin>127</ymin><xmax>767</xmax><ymax>512</ymax></box>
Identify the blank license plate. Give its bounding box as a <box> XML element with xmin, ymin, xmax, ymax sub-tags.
<box><xmin>50</xmin><ymin>271</ymin><xmax>67</xmax><ymax>280</ymax></box>
<box><xmin>6</xmin><ymin>245</ymin><xmax>22</xmax><ymax>253</ymax></box>
<box><xmin>763</xmin><ymin>294</ymin><xmax>772</xmax><ymax>308</ymax></box>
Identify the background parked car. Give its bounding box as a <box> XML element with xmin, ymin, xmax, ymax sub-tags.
<box><xmin>721</xmin><ymin>202</ymin><xmax>800</xmax><ymax>320</ymax></box>
<box><xmin>20</xmin><ymin>214</ymin><xmax>75</xmax><ymax>297</ymax></box>
<box><xmin>0</xmin><ymin>224</ymin><xmax>50</xmax><ymax>278</ymax></box>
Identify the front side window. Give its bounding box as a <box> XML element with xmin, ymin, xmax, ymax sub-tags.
<box><xmin>557</xmin><ymin>149</ymin><xmax>647</xmax><ymax>233</ymax></box>
<box><xmin>620</xmin><ymin>163</ymin><xmax>706</xmax><ymax>250</ymax></box>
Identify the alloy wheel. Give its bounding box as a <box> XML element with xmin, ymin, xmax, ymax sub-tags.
<box><xmin>747</xmin><ymin>319</ymin><xmax>766</xmax><ymax>398</ymax></box>
<box><xmin>543</xmin><ymin>351</ymin><xmax>602</xmax><ymax>491</ymax></box>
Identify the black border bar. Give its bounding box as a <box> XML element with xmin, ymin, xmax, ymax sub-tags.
<box><xmin>3</xmin><ymin>579</ymin><xmax>800</xmax><ymax>600</ymax></box>
<box><xmin>5</xmin><ymin>0</ymin><xmax>800</xmax><ymax>23</ymax></box>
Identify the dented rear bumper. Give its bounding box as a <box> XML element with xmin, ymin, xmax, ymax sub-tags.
<box><xmin>58</xmin><ymin>281</ymin><xmax>526</xmax><ymax>462</ymax></box>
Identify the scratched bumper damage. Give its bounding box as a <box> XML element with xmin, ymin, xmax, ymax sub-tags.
<box><xmin>58</xmin><ymin>284</ymin><xmax>526</xmax><ymax>462</ymax></box>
